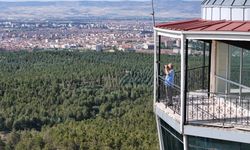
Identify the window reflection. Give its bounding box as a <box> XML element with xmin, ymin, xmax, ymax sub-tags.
<box><xmin>216</xmin><ymin>42</ymin><xmax>228</xmax><ymax>78</ymax></box>
<box><xmin>215</xmin><ymin>43</ymin><xmax>250</xmax><ymax>98</ymax></box>
<box><xmin>228</xmin><ymin>83</ymin><xmax>240</xmax><ymax>96</ymax></box>
<box><xmin>242</xmin><ymin>88</ymin><xmax>250</xmax><ymax>99</ymax></box>
<box><xmin>216</xmin><ymin>78</ymin><xmax>227</xmax><ymax>94</ymax></box>
<box><xmin>242</xmin><ymin>49</ymin><xmax>250</xmax><ymax>87</ymax></box>
<box><xmin>229</xmin><ymin>45</ymin><xmax>241</xmax><ymax>83</ymax></box>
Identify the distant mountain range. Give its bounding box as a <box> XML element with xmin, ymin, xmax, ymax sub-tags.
<box><xmin>0</xmin><ymin>0</ymin><xmax>201</xmax><ymax>20</ymax></box>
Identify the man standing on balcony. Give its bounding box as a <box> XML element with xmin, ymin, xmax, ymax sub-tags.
<box><xmin>165</xmin><ymin>63</ymin><xmax>174</xmax><ymax>106</ymax></box>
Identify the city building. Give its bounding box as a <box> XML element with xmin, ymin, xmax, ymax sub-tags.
<box><xmin>153</xmin><ymin>0</ymin><xmax>250</xmax><ymax>149</ymax></box>
<box><xmin>143</xmin><ymin>42</ymin><xmax>154</xmax><ymax>50</ymax></box>
<box><xmin>95</xmin><ymin>44</ymin><xmax>103</xmax><ymax>52</ymax></box>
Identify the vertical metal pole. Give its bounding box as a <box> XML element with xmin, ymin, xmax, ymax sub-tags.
<box><xmin>180</xmin><ymin>34</ymin><xmax>186</xmax><ymax>133</ymax></box>
<box><xmin>153</xmin><ymin>30</ymin><xmax>158</xmax><ymax>104</ymax></box>
<box><xmin>202</xmin><ymin>42</ymin><xmax>206</xmax><ymax>90</ymax></box>
<box><xmin>240</xmin><ymin>48</ymin><xmax>243</xmax><ymax>91</ymax></box>
<box><xmin>183</xmin><ymin>135</ymin><xmax>189</xmax><ymax>150</ymax></box>
<box><xmin>181</xmin><ymin>34</ymin><xmax>188</xmax><ymax>150</ymax></box>
<box><xmin>158</xmin><ymin>35</ymin><xmax>161</xmax><ymax>100</ymax></box>
<box><xmin>151</xmin><ymin>0</ymin><xmax>156</xmax><ymax>27</ymax></box>
<box><xmin>239</xmin><ymin>48</ymin><xmax>243</xmax><ymax>106</ymax></box>
<box><xmin>208</xmin><ymin>41</ymin><xmax>212</xmax><ymax>96</ymax></box>
<box><xmin>155</xmin><ymin>116</ymin><xmax>164</xmax><ymax>150</ymax></box>
<box><xmin>158</xmin><ymin>35</ymin><xmax>161</xmax><ymax>72</ymax></box>
<box><xmin>184</xmin><ymin>39</ymin><xmax>188</xmax><ymax>124</ymax></box>
<box><xmin>226</xmin><ymin>44</ymin><xmax>230</xmax><ymax>94</ymax></box>
<box><xmin>154</xmin><ymin>30</ymin><xmax>164</xmax><ymax>150</ymax></box>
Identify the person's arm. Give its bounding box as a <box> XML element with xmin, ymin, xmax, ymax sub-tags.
<box><xmin>165</xmin><ymin>65</ymin><xmax>169</xmax><ymax>75</ymax></box>
<box><xmin>165</xmin><ymin>68</ymin><xmax>168</xmax><ymax>75</ymax></box>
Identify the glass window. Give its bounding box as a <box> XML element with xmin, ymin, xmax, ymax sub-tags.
<box><xmin>188</xmin><ymin>136</ymin><xmax>250</xmax><ymax>150</ymax></box>
<box><xmin>228</xmin><ymin>83</ymin><xmax>240</xmax><ymax>96</ymax></box>
<box><xmin>241</xmin><ymin>87</ymin><xmax>250</xmax><ymax>99</ymax></box>
<box><xmin>205</xmin><ymin>42</ymin><xmax>210</xmax><ymax>66</ymax></box>
<box><xmin>216</xmin><ymin>78</ymin><xmax>227</xmax><ymax>94</ymax></box>
<box><xmin>242</xmin><ymin>49</ymin><xmax>250</xmax><ymax>87</ymax></box>
<box><xmin>160</xmin><ymin>119</ymin><xmax>183</xmax><ymax>150</ymax></box>
<box><xmin>216</xmin><ymin>42</ymin><xmax>229</xmax><ymax>78</ymax></box>
<box><xmin>187</xmin><ymin>40</ymin><xmax>210</xmax><ymax>91</ymax></box>
<box><xmin>229</xmin><ymin>45</ymin><xmax>241</xmax><ymax>83</ymax></box>
<box><xmin>216</xmin><ymin>43</ymin><xmax>250</xmax><ymax>99</ymax></box>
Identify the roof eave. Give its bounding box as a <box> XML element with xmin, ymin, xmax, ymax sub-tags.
<box><xmin>154</xmin><ymin>27</ymin><xmax>250</xmax><ymax>41</ymax></box>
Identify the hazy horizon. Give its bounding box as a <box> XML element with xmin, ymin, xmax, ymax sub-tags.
<box><xmin>0</xmin><ymin>0</ymin><xmax>201</xmax><ymax>20</ymax></box>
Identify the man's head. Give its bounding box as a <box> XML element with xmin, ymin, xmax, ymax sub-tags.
<box><xmin>168</xmin><ymin>63</ymin><xmax>173</xmax><ymax>69</ymax></box>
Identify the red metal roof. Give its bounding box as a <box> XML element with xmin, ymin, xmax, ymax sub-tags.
<box><xmin>156</xmin><ymin>19</ymin><xmax>250</xmax><ymax>32</ymax></box>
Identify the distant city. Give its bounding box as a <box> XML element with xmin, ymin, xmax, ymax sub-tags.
<box><xmin>0</xmin><ymin>18</ymin><xmax>207</xmax><ymax>55</ymax></box>
<box><xmin>0</xmin><ymin>0</ymin><xmax>201</xmax><ymax>53</ymax></box>
<box><xmin>0</xmin><ymin>19</ymin><xmax>153</xmax><ymax>52</ymax></box>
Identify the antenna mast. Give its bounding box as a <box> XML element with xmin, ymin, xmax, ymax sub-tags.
<box><xmin>151</xmin><ymin>0</ymin><xmax>156</xmax><ymax>26</ymax></box>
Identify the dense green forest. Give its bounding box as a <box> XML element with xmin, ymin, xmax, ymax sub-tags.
<box><xmin>0</xmin><ymin>42</ymin><xmax>247</xmax><ymax>149</ymax></box>
<box><xmin>0</xmin><ymin>48</ymin><xmax>211</xmax><ymax>149</ymax></box>
<box><xmin>0</xmin><ymin>51</ymin><xmax>177</xmax><ymax>149</ymax></box>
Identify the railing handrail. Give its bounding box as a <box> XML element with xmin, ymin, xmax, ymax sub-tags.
<box><xmin>158</xmin><ymin>66</ymin><xmax>209</xmax><ymax>90</ymax></box>
<box><xmin>159</xmin><ymin>66</ymin><xmax>209</xmax><ymax>74</ymax></box>
<box><xmin>158</xmin><ymin>75</ymin><xmax>180</xmax><ymax>90</ymax></box>
<box><xmin>186</xmin><ymin>65</ymin><xmax>209</xmax><ymax>71</ymax></box>
<box><xmin>188</xmin><ymin>90</ymin><xmax>250</xmax><ymax>100</ymax></box>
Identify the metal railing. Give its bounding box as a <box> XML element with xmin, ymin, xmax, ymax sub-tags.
<box><xmin>186</xmin><ymin>91</ymin><xmax>250</xmax><ymax>127</ymax></box>
<box><xmin>186</xmin><ymin>66</ymin><xmax>209</xmax><ymax>92</ymax></box>
<box><xmin>158</xmin><ymin>76</ymin><xmax>181</xmax><ymax>115</ymax></box>
<box><xmin>157</xmin><ymin>66</ymin><xmax>250</xmax><ymax>127</ymax></box>
<box><xmin>157</xmin><ymin>66</ymin><xmax>208</xmax><ymax>115</ymax></box>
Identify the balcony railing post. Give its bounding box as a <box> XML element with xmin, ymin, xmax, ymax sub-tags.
<box><xmin>180</xmin><ymin>34</ymin><xmax>186</xmax><ymax>134</ymax></box>
<box><xmin>202</xmin><ymin>42</ymin><xmax>206</xmax><ymax>90</ymax></box>
<box><xmin>157</xmin><ymin>35</ymin><xmax>161</xmax><ymax>101</ymax></box>
<box><xmin>248</xmin><ymin>99</ymin><xmax>249</xmax><ymax>125</ymax></box>
<box><xmin>153</xmin><ymin>30</ymin><xmax>158</xmax><ymax>104</ymax></box>
<box><xmin>208</xmin><ymin>41</ymin><xmax>212</xmax><ymax>97</ymax></box>
<box><xmin>184</xmin><ymin>39</ymin><xmax>188</xmax><ymax>124</ymax></box>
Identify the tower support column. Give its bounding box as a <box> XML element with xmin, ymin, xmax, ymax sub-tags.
<box><xmin>180</xmin><ymin>34</ymin><xmax>186</xmax><ymax>133</ymax></box>
<box><xmin>180</xmin><ymin>34</ymin><xmax>189</xmax><ymax>150</ymax></box>
<box><xmin>153</xmin><ymin>30</ymin><xmax>164</xmax><ymax>150</ymax></box>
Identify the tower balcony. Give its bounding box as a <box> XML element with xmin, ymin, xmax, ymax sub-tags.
<box><xmin>153</xmin><ymin>19</ymin><xmax>250</xmax><ymax>150</ymax></box>
<box><xmin>157</xmin><ymin>73</ymin><xmax>250</xmax><ymax>128</ymax></box>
